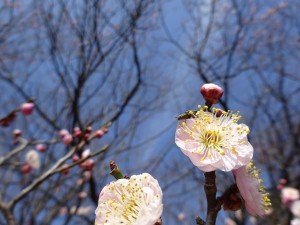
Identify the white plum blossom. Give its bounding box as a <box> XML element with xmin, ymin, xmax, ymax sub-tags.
<box><xmin>175</xmin><ymin>107</ymin><xmax>253</xmax><ymax>172</ymax></box>
<box><xmin>25</xmin><ymin>150</ymin><xmax>40</xmax><ymax>169</ymax></box>
<box><xmin>232</xmin><ymin>161</ymin><xmax>271</xmax><ymax>216</ymax></box>
<box><xmin>95</xmin><ymin>173</ymin><xmax>163</xmax><ymax>225</ymax></box>
<box><xmin>291</xmin><ymin>218</ymin><xmax>300</xmax><ymax>225</ymax></box>
<box><xmin>291</xmin><ymin>200</ymin><xmax>300</xmax><ymax>218</ymax></box>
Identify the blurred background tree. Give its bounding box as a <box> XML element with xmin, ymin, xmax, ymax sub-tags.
<box><xmin>0</xmin><ymin>0</ymin><xmax>300</xmax><ymax>224</ymax></box>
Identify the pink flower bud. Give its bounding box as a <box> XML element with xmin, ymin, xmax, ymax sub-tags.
<box><xmin>81</xmin><ymin>159</ymin><xmax>94</xmax><ymax>171</ymax></box>
<box><xmin>21</xmin><ymin>164</ymin><xmax>32</xmax><ymax>174</ymax></box>
<box><xmin>94</xmin><ymin>130</ymin><xmax>104</xmax><ymax>138</ymax></box>
<box><xmin>20</xmin><ymin>102</ymin><xmax>34</xmax><ymax>115</ymax></box>
<box><xmin>84</xmin><ymin>133</ymin><xmax>90</xmax><ymax>140</ymax></box>
<box><xmin>81</xmin><ymin>149</ymin><xmax>90</xmax><ymax>159</ymax></box>
<box><xmin>36</xmin><ymin>144</ymin><xmax>47</xmax><ymax>152</ymax></box>
<box><xmin>78</xmin><ymin>191</ymin><xmax>87</xmax><ymax>199</ymax></box>
<box><xmin>83</xmin><ymin>171</ymin><xmax>92</xmax><ymax>181</ymax></box>
<box><xmin>72</xmin><ymin>155</ymin><xmax>80</xmax><ymax>163</ymax></box>
<box><xmin>86</xmin><ymin>126</ymin><xmax>92</xmax><ymax>133</ymax></box>
<box><xmin>200</xmin><ymin>83</ymin><xmax>224</xmax><ymax>104</ymax></box>
<box><xmin>73</xmin><ymin>127</ymin><xmax>80</xmax><ymax>132</ymax></box>
<box><xmin>73</xmin><ymin>130</ymin><xmax>82</xmax><ymax>138</ymax></box>
<box><xmin>280</xmin><ymin>178</ymin><xmax>287</xmax><ymax>185</ymax></box>
<box><xmin>12</xmin><ymin>129</ymin><xmax>22</xmax><ymax>138</ymax></box>
<box><xmin>62</xmin><ymin>134</ymin><xmax>73</xmax><ymax>145</ymax></box>
<box><xmin>59</xmin><ymin>129</ymin><xmax>69</xmax><ymax>137</ymax></box>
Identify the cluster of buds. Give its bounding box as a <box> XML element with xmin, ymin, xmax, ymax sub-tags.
<box><xmin>60</xmin><ymin>126</ymin><xmax>108</xmax><ymax>146</ymax></box>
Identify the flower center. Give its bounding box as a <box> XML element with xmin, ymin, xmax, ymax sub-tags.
<box><xmin>202</xmin><ymin>130</ymin><xmax>222</xmax><ymax>148</ymax></box>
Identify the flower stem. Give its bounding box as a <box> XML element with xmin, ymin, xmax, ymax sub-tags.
<box><xmin>204</xmin><ymin>171</ymin><xmax>221</xmax><ymax>225</ymax></box>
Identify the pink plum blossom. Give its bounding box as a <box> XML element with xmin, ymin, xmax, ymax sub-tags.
<box><xmin>291</xmin><ymin>200</ymin><xmax>300</xmax><ymax>218</ymax></box>
<box><xmin>232</xmin><ymin>162</ymin><xmax>271</xmax><ymax>216</ymax></box>
<box><xmin>95</xmin><ymin>173</ymin><xmax>163</xmax><ymax>225</ymax></box>
<box><xmin>292</xmin><ymin>218</ymin><xmax>300</xmax><ymax>225</ymax></box>
<box><xmin>175</xmin><ymin>107</ymin><xmax>253</xmax><ymax>172</ymax></box>
<box><xmin>20</xmin><ymin>102</ymin><xmax>34</xmax><ymax>115</ymax></box>
<box><xmin>281</xmin><ymin>187</ymin><xmax>300</xmax><ymax>206</ymax></box>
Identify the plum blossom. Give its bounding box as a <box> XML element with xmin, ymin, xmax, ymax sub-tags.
<box><xmin>175</xmin><ymin>107</ymin><xmax>253</xmax><ymax>172</ymax></box>
<box><xmin>281</xmin><ymin>187</ymin><xmax>300</xmax><ymax>206</ymax></box>
<box><xmin>232</xmin><ymin>161</ymin><xmax>271</xmax><ymax>216</ymax></box>
<box><xmin>25</xmin><ymin>150</ymin><xmax>40</xmax><ymax>169</ymax></box>
<box><xmin>95</xmin><ymin>173</ymin><xmax>163</xmax><ymax>225</ymax></box>
<box><xmin>291</xmin><ymin>200</ymin><xmax>300</xmax><ymax>218</ymax></box>
<box><xmin>292</xmin><ymin>218</ymin><xmax>300</xmax><ymax>225</ymax></box>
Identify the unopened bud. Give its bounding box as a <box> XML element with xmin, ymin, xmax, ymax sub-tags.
<box><xmin>12</xmin><ymin>129</ymin><xmax>22</xmax><ymax>138</ymax></box>
<box><xmin>62</xmin><ymin>134</ymin><xmax>73</xmax><ymax>146</ymax></box>
<box><xmin>59</xmin><ymin>129</ymin><xmax>69</xmax><ymax>137</ymax></box>
<box><xmin>78</xmin><ymin>191</ymin><xmax>87</xmax><ymax>199</ymax></box>
<box><xmin>72</xmin><ymin>155</ymin><xmax>80</xmax><ymax>163</ymax></box>
<box><xmin>73</xmin><ymin>127</ymin><xmax>82</xmax><ymax>138</ymax></box>
<box><xmin>81</xmin><ymin>159</ymin><xmax>94</xmax><ymax>171</ymax></box>
<box><xmin>20</xmin><ymin>102</ymin><xmax>34</xmax><ymax>115</ymax></box>
<box><xmin>86</xmin><ymin>126</ymin><xmax>92</xmax><ymax>133</ymax></box>
<box><xmin>81</xmin><ymin>149</ymin><xmax>91</xmax><ymax>159</ymax></box>
<box><xmin>84</xmin><ymin>133</ymin><xmax>90</xmax><ymax>140</ymax></box>
<box><xmin>94</xmin><ymin>129</ymin><xmax>104</xmax><ymax>138</ymax></box>
<box><xmin>36</xmin><ymin>144</ymin><xmax>47</xmax><ymax>152</ymax></box>
<box><xmin>200</xmin><ymin>83</ymin><xmax>224</xmax><ymax>104</ymax></box>
<box><xmin>21</xmin><ymin>164</ymin><xmax>32</xmax><ymax>174</ymax></box>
